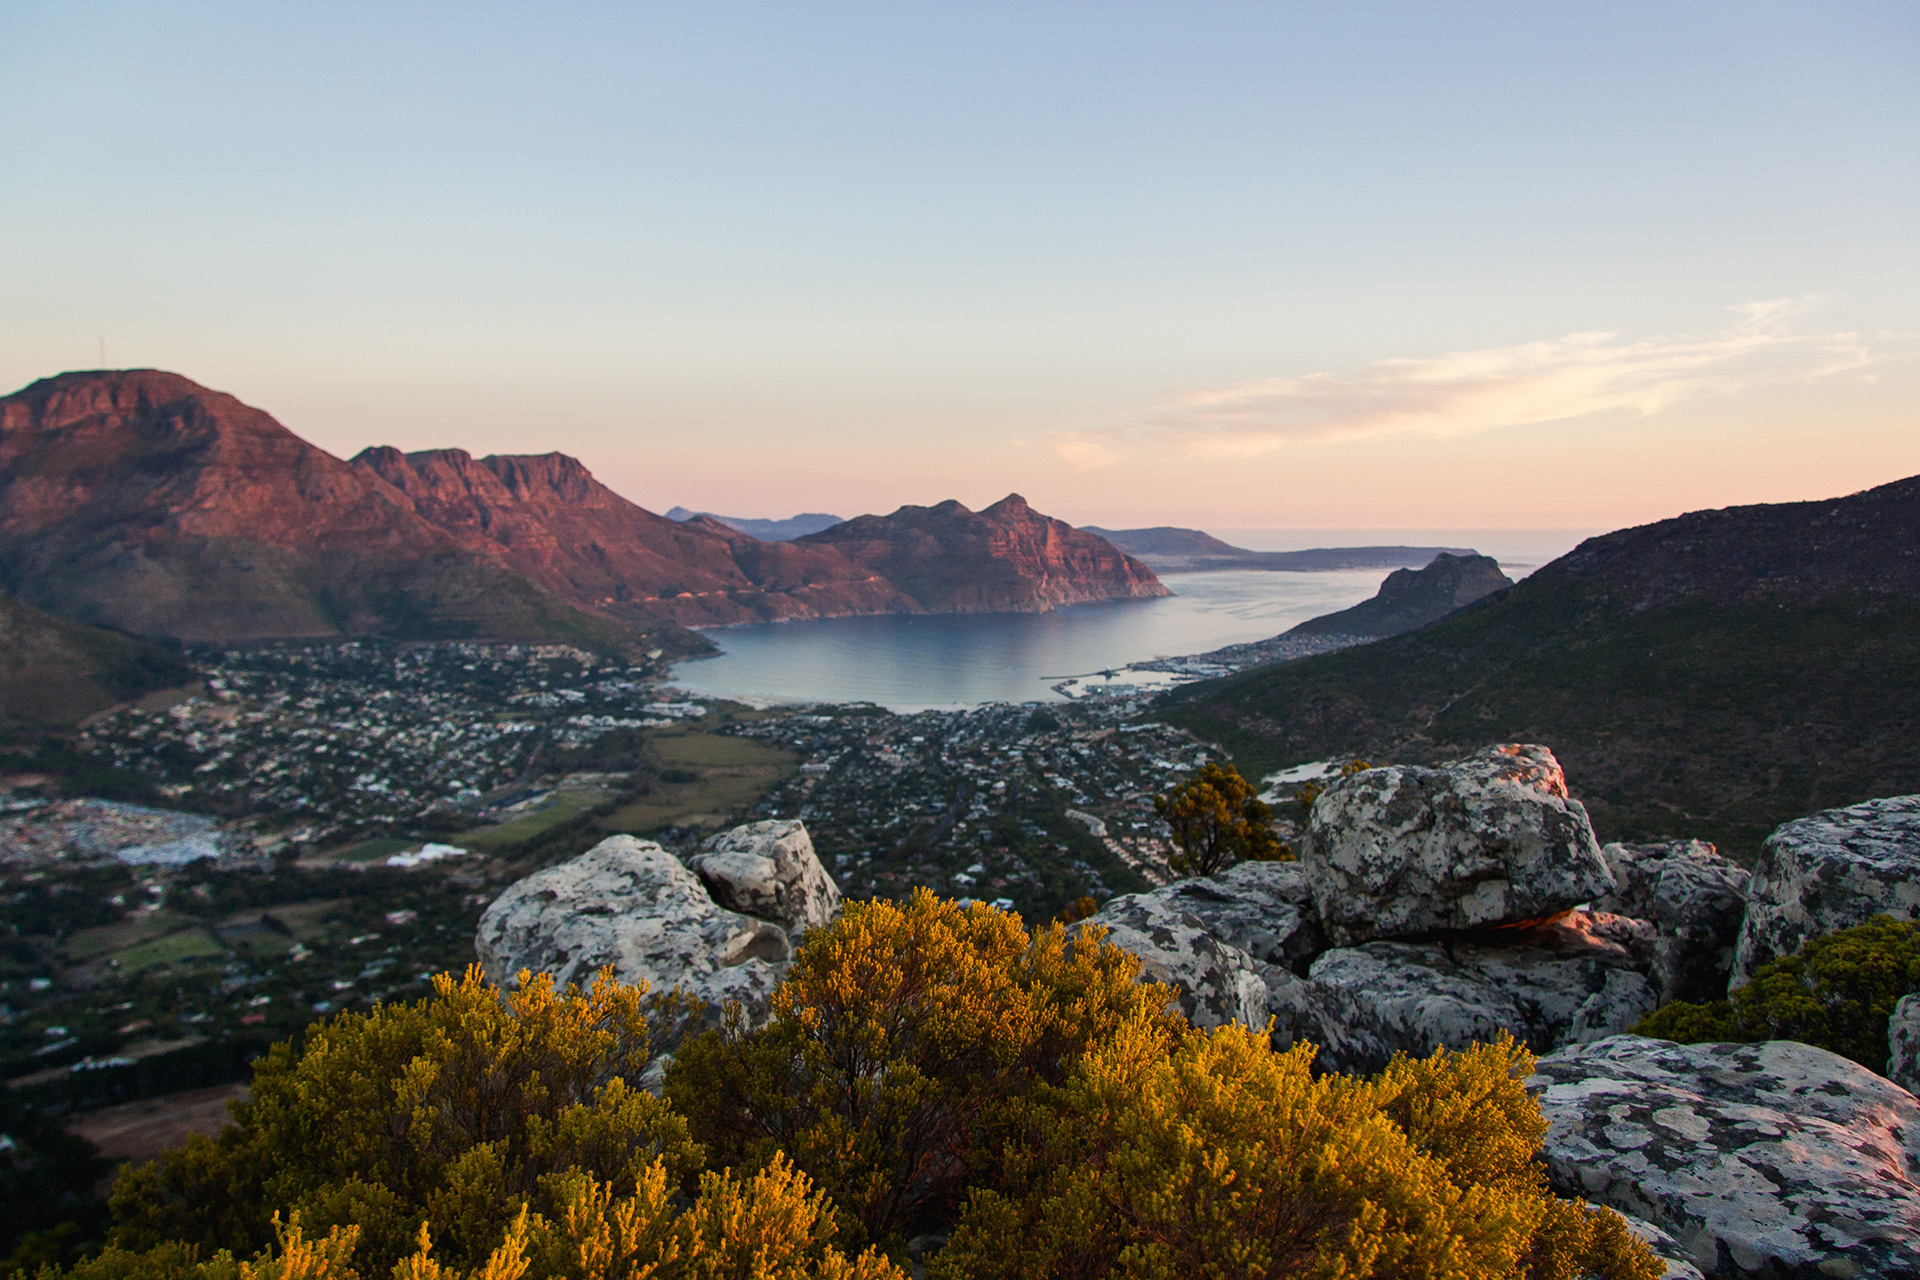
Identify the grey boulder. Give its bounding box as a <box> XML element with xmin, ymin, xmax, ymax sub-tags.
<box><xmin>1890</xmin><ymin>994</ymin><xmax>1920</xmax><ymax>1095</ymax></box>
<box><xmin>1732</xmin><ymin>795</ymin><xmax>1920</xmax><ymax>986</ymax></box>
<box><xmin>1530</xmin><ymin>1034</ymin><xmax>1920</xmax><ymax>1279</ymax></box>
<box><xmin>1594</xmin><ymin>840</ymin><xmax>1750</xmax><ymax>1003</ymax></box>
<box><xmin>690</xmin><ymin>818</ymin><xmax>841</xmax><ymax>933</ymax></box>
<box><xmin>1271</xmin><ymin>911</ymin><xmax>1656</xmax><ymax>1074</ymax></box>
<box><xmin>476</xmin><ymin>834</ymin><xmax>791</xmax><ymax>1023</ymax></box>
<box><xmin>1083</xmin><ymin>892</ymin><xmax>1269</xmax><ymax>1031</ymax></box>
<box><xmin>1122</xmin><ymin>859</ymin><xmax>1324</xmax><ymax>970</ymax></box>
<box><xmin>1302</xmin><ymin>743</ymin><xmax>1615</xmax><ymax>946</ymax></box>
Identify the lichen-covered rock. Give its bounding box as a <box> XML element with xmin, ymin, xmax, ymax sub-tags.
<box><xmin>1732</xmin><ymin>795</ymin><xmax>1920</xmax><ymax>986</ymax></box>
<box><xmin>1273</xmin><ymin>918</ymin><xmax>1655</xmax><ymax>1074</ymax></box>
<box><xmin>1594</xmin><ymin>840</ymin><xmax>1750</xmax><ymax>1003</ymax></box>
<box><xmin>1302</xmin><ymin>744</ymin><xmax>1615</xmax><ymax>946</ymax></box>
<box><xmin>1126</xmin><ymin>859</ymin><xmax>1324</xmax><ymax>970</ymax></box>
<box><xmin>1615</xmin><ymin>1212</ymin><xmax>1709</xmax><ymax>1280</ymax></box>
<box><xmin>476</xmin><ymin>834</ymin><xmax>791</xmax><ymax>1024</ymax></box>
<box><xmin>1530</xmin><ymin>1035</ymin><xmax>1920</xmax><ymax>1279</ymax></box>
<box><xmin>690</xmin><ymin>818</ymin><xmax>840</xmax><ymax>932</ymax></box>
<box><xmin>1890</xmin><ymin>994</ymin><xmax>1920</xmax><ymax>1095</ymax></box>
<box><xmin>1083</xmin><ymin>893</ymin><xmax>1268</xmax><ymax>1030</ymax></box>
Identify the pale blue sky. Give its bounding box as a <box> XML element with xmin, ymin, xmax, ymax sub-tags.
<box><xmin>4</xmin><ymin>3</ymin><xmax>1916</xmax><ymax>530</ymax></box>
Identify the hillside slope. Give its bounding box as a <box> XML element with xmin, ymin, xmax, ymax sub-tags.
<box><xmin>803</xmin><ymin>495</ymin><xmax>1169</xmax><ymax>612</ymax></box>
<box><xmin>1288</xmin><ymin>552</ymin><xmax>1513</xmax><ymax>637</ymax></box>
<box><xmin>0</xmin><ymin>371</ymin><xmax>650</xmax><ymax>655</ymax></box>
<box><xmin>0</xmin><ymin>592</ymin><xmax>193</xmax><ymax>729</ymax></box>
<box><xmin>1161</xmin><ymin>476</ymin><xmax>1920</xmax><ymax>856</ymax></box>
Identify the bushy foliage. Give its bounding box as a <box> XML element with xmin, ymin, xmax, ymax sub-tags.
<box><xmin>1634</xmin><ymin>915</ymin><xmax>1920</xmax><ymax>1073</ymax></box>
<box><xmin>665</xmin><ymin>889</ymin><xmax>1183</xmax><ymax>1250</ymax></box>
<box><xmin>935</xmin><ymin>1024</ymin><xmax>1657</xmax><ymax>1280</ymax></box>
<box><xmin>108</xmin><ymin>968</ymin><xmax>700</xmax><ymax>1275</ymax></box>
<box><xmin>1153</xmin><ymin>763</ymin><xmax>1285</xmax><ymax>876</ymax></box>
<box><xmin>55</xmin><ymin>1159</ymin><xmax>900</xmax><ymax>1280</ymax></box>
<box><xmin>47</xmin><ymin>898</ymin><xmax>1660</xmax><ymax>1280</ymax></box>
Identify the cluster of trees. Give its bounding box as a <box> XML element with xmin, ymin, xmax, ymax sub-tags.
<box><xmin>36</xmin><ymin>891</ymin><xmax>1660</xmax><ymax>1280</ymax></box>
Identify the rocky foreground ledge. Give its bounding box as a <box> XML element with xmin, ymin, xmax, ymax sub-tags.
<box><xmin>477</xmin><ymin>745</ymin><xmax>1920</xmax><ymax>1278</ymax></box>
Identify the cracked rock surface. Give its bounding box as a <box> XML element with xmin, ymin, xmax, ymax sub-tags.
<box><xmin>1301</xmin><ymin>744</ymin><xmax>1616</xmax><ymax>946</ymax></box>
<box><xmin>1593</xmin><ymin>840</ymin><xmax>1749</xmax><ymax>1003</ymax></box>
<box><xmin>1530</xmin><ymin>1035</ymin><xmax>1920</xmax><ymax>1279</ymax></box>
<box><xmin>1083</xmin><ymin>892</ymin><xmax>1269</xmax><ymax>1031</ymax></box>
<box><xmin>1732</xmin><ymin>794</ymin><xmax>1920</xmax><ymax>986</ymax></box>
<box><xmin>477</xmin><ymin>834</ymin><xmax>793</xmax><ymax>1025</ymax></box>
<box><xmin>690</xmin><ymin>818</ymin><xmax>841</xmax><ymax>934</ymax></box>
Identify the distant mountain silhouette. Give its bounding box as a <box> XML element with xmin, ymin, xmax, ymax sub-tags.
<box><xmin>1084</xmin><ymin>526</ymin><xmax>1473</xmax><ymax>574</ymax></box>
<box><xmin>665</xmin><ymin>508</ymin><xmax>845</xmax><ymax>541</ymax></box>
<box><xmin>1287</xmin><ymin>552</ymin><xmax>1513</xmax><ymax>637</ymax></box>
<box><xmin>1162</xmin><ymin>475</ymin><xmax>1920</xmax><ymax>856</ymax></box>
<box><xmin>802</xmin><ymin>496</ymin><xmax>1168</xmax><ymax>612</ymax></box>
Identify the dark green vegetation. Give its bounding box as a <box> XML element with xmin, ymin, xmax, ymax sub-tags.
<box><xmin>49</xmin><ymin>900</ymin><xmax>1657</xmax><ymax>1280</ymax></box>
<box><xmin>1635</xmin><ymin>916</ymin><xmax>1920</xmax><ymax>1075</ymax></box>
<box><xmin>0</xmin><ymin>595</ymin><xmax>192</xmax><ymax>734</ymax></box>
<box><xmin>1153</xmin><ymin>762</ymin><xmax>1284</xmax><ymax>875</ymax></box>
<box><xmin>1163</xmin><ymin>474</ymin><xmax>1920</xmax><ymax>857</ymax></box>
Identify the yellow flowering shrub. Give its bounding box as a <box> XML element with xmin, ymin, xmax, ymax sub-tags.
<box><xmin>109</xmin><ymin>968</ymin><xmax>699</xmax><ymax>1275</ymax></box>
<box><xmin>665</xmin><ymin>889</ymin><xmax>1183</xmax><ymax>1250</ymax></box>
<box><xmin>935</xmin><ymin>1021</ymin><xmax>1661</xmax><ymax>1280</ymax></box>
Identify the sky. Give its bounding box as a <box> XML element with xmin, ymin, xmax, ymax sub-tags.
<box><xmin>4</xmin><ymin>2</ymin><xmax>1917</xmax><ymax>535</ymax></box>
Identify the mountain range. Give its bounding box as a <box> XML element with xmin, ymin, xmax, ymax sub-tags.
<box><xmin>664</xmin><ymin>508</ymin><xmax>845</xmax><ymax>541</ymax></box>
<box><xmin>1084</xmin><ymin>526</ymin><xmax>1474</xmax><ymax>574</ymax></box>
<box><xmin>0</xmin><ymin>371</ymin><xmax>1166</xmax><ymax>672</ymax></box>
<box><xmin>1162</xmin><ymin>475</ymin><xmax>1920</xmax><ymax>856</ymax></box>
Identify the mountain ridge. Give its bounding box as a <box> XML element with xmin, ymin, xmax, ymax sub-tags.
<box><xmin>801</xmin><ymin>494</ymin><xmax>1168</xmax><ymax>612</ymax></box>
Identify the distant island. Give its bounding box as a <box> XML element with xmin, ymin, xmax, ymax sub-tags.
<box><xmin>664</xmin><ymin>508</ymin><xmax>846</xmax><ymax>541</ymax></box>
<box><xmin>1082</xmin><ymin>526</ymin><xmax>1475</xmax><ymax>574</ymax></box>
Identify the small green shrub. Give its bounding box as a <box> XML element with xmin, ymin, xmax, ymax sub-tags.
<box><xmin>1634</xmin><ymin>915</ymin><xmax>1920</xmax><ymax>1073</ymax></box>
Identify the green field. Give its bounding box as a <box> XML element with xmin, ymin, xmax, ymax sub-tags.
<box><xmin>110</xmin><ymin>926</ymin><xmax>227</xmax><ymax>975</ymax></box>
<box><xmin>462</xmin><ymin>789</ymin><xmax>613</xmax><ymax>852</ymax></box>
<box><xmin>65</xmin><ymin>911</ymin><xmax>194</xmax><ymax>961</ymax></box>
<box><xmin>333</xmin><ymin>837</ymin><xmax>415</xmax><ymax>864</ymax></box>
<box><xmin>599</xmin><ymin>729</ymin><xmax>796</xmax><ymax>834</ymax></box>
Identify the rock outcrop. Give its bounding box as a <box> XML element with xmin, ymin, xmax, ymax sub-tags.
<box><xmin>1301</xmin><ymin>744</ymin><xmax>1615</xmax><ymax>946</ymax></box>
<box><xmin>1124</xmin><ymin>859</ymin><xmax>1324</xmax><ymax>970</ymax></box>
<box><xmin>690</xmin><ymin>819</ymin><xmax>840</xmax><ymax>933</ymax></box>
<box><xmin>1530</xmin><ymin>1035</ymin><xmax>1920</xmax><ymax>1279</ymax></box>
<box><xmin>1286</xmin><ymin>551</ymin><xmax>1512</xmax><ymax>638</ymax></box>
<box><xmin>1889</xmin><ymin>994</ymin><xmax>1920</xmax><ymax>1096</ymax></box>
<box><xmin>1731</xmin><ymin>794</ymin><xmax>1920</xmax><ymax>985</ymax></box>
<box><xmin>1268</xmin><ymin>912</ymin><xmax>1656</xmax><ymax>1074</ymax></box>
<box><xmin>1081</xmin><ymin>894</ymin><xmax>1269</xmax><ymax>1031</ymax></box>
<box><xmin>477</xmin><ymin>834</ymin><xmax>797</xmax><ymax>1024</ymax></box>
<box><xmin>797</xmin><ymin>494</ymin><xmax>1169</xmax><ymax>614</ymax></box>
<box><xmin>1594</xmin><ymin>840</ymin><xmax>1750</xmax><ymax>1003</ymax></box>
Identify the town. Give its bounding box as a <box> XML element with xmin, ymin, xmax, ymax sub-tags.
<box><xmin>2</xmin><ymin>638</ymin><xmax>1268</xmax><ymax>1092</ymax></box>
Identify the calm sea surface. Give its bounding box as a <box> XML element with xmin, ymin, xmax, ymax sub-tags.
<box><xmin>666</xmin><ymin>569</ymin><xmax>1397</xmax><ymax>711</ymax></box>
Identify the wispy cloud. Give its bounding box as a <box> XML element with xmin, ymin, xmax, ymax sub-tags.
<box><xmin>1052</xmin><ymin>301</ymin><xmax>1876</xmax><ymax>468</ymax></box>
